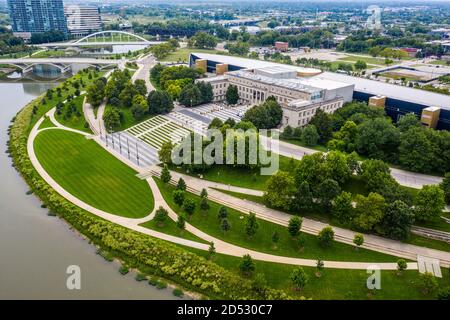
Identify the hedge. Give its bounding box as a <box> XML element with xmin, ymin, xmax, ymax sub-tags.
<box><xmin>8</xmin><ymin>86</ymin><xmax>291</xmax><ymax>300</ymax></box>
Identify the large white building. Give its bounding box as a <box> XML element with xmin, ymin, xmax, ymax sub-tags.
<box><xmin>194</xmin><ymin>55</ymin><xmax>354</xmax><ymax>128</ymax></box>
<box><xmin>64</xmin><ymin>5</ymin><xmax>102</xmax><ymax>37</ymax></box>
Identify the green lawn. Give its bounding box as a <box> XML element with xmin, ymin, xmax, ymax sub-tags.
<box><xmin>38</xmin><ymin>116</ymin><xmax>56</xmax><ymax>130</ymax></box>
<box><xmin>140</xmin><ymin>217</ymin><xmax>208</xmax><ymax>244</ymax></box>
<box><xmin>105</xmin><ymin>104</ymin><xmax>152</xmax><ymax>131</ymax></box>
<box><xmin>34</xmin><ymin>129</ymin><xmax>154</xmax><ymax>218</ymax></box>
<box><xmin>155</xmin><ymin>178</ymin><xmax>398</xmax><ymax>262</ymax></box>
<box><xmin>159</xmin><ymin>48</ymin><xmax>224</xmax><ymax>62</ymax></box>
<box><xmin>429</xmin><ymin>60</ymin><xmax>450</xmax><ymax>66</ymax></box>
<box><xmin>31</xmin><ymin>49</ymin><xmax>69</xmax><ymax>58</ymax></box>
<box><xmin>280</xmin><ymin>137</ymin><xmax>328</xmax><ymax>152</ymax></box>
<box><xmin>339</xmin><ymin>55</ymin><xmax>387</xmax><ymax>66</ymax></box>
<box><xmin>55</xmin><ymin>95</ymin><xmax>92</xmax><ymax>133</ymax></box>
<box><xmin>184</xmin><ymin>246</ymin><xmax>450</xmax><ymax>300</ymax></box>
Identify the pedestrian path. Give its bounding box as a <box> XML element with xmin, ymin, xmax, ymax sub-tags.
<box><xmin>187</xmin><ymin>103</ymin><xmax>252</xmax><ymax>122</ymax></box>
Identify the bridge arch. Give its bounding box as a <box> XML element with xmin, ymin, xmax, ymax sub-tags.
<box><xmin>74</xmin><ymin>31</ymin><xmax>150</xmax><ymax>44</ymax></box>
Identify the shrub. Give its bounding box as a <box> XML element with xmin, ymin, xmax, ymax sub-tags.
<box><xmin>119</xmin><ymin>265</ymin><xmax>129</xmax><ymax>275</ymax></box>
<box><xmin>173</xmin><ymin>288</ymin><xmax>184</xmax><ymax>297</ymax></box>
<box><xmin>318</xmin><ymin>227</ymin><xmax>334</xmax><ymax>248</ymax></box>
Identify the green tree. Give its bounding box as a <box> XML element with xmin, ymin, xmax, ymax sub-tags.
<box><xmin>316</xmin><ymin>178</ymin><xmax>341</xmax><ymax>210</ymax></box>
<box><xmin>176</xmin><ymin>178</ymin><xmax>186</xmax><ymax>191</ymax></box>
<box><xmin>119</xmin><ymin>81</ymin><xmax>138</xmax><ymax>107</ymax></box>
<box><xmin>160</xmin><ymin>164</ymin><xmax>171</xmax><ymax>183</ymax></box>
<box><xmin>309</xmin><ymin>109</ymin><xmax>332</xmax><ymax>143</ymax></box>
<box><xmin>332</xmin><ymin>191</ymin><xmax>354</xmax><ymax>224</ymax></box>
<box><xmin>245</xmin><ymin>212</ymin><xmax>259</xmax><ymax>238</ymax></box>
<box><xmin>294</xmin><ymin>181</ymin><xmax>314</xmax><ymax>211</ymax></box>
<box><xmin>103</xmin><ymin>108</ymin><xmax>121</xmax><ymax>132</ymax></box>
<box><xmin>301</xmin><ymin>124</ymin><xmax>320</xmax><ymax>146</ymax></box>
<box><xmin>419</xmin><ymin>272</ymin><xmax>438</xmax><ymax>295</ymax></box>
<box><xmin>414</xmin><ymin>185</ymin><xmax>445</xmax><ymax>222</ymax></box>
<box><xmin>441</xmin><ymin>173</ymin><xmax>450</xmax><ymax>204</ymax></box>
<box><xmin>173</xmin><ymin>190</ymin><xmax>185</xmax><ymax>207</ymax></box>
<box><xmin>396</xmin><ymin>259</ymin><xmax>407</xmax><ymax>274</ymax></box>
<box><xmin>397</xmin><ymin>113</ymin><xmax>420</xmax><ymax>132</ymax></box>
<box><xmin>437</xmin><ymin>287</ymin><xmax>450</xmax><ymax>300</ymax></box>
<box><xmin>290</xmin><ymin>267</ymin><xmax>309</xmax><ymax>291</ymax></box>
<box><xmin>288</xmin><ymin>216</ymin><xmax>303</xmax><ymax>238</ymax></box>
<box><xmin>208</xmin><ymin>117</ymin><xmax>224</xmax><ymax>129</ymax></box>
<box><xmin>354</xmin><ymin>60</ymin><xmax>367</xmax><ymax>70</ymax></box>
<box><xmin>399</xmin><ymin>126</ymin><xmax>436</xmax><ymax>173</ymax></box>
<box><xmin>239</xmin><ymin>254</ymin><xmax>255</xmax><ymax>276</ymax></box>
<box><xmin>200</xmin><ymin>188</ymin><xmax>208</xmax><ymax>198</ymax></box>
<box><xmin>158</xmin><ymin>141</ymin><xmax>174</xmax><ymax>164</ymax></box>
<box><xmin>176</xmin><ymin>215</ymin><xmax>185</xmax><ymax>230</ymax></box>
<box><xmin>179</xmin><ymin>83</ymin><xmax>202</xmax><ymax>107</ymax></box>
<box><xmin>147</xmin><ymin>90</ymin><xmax>174</xmax><ymax>114</ymax></box>
<box><xmin>188</xmin><ymin>31</ymin><xmax>218</xmax><ymax>49</ymax></box>
<box><xmin>380</xmin><ymin>200</ymin><xmax>414</xmax><ymax>240</ymax></box>
<box><xmin>154</xmin><ymin>206</ymin><xmax>168</xmax><ymax>227</ymax></box>
<box><xmin>200</xmin><ymin>197</ymin><xmax>210</xmax><ymax>213</ymax></box>
<box><xmin>220</xmin><ymin>218</ymin><xmax>231</xmax><ymax>233</ymax></box>
<box><xmin>353</xmin><ymin>233</ymin><xmax>364</xmax><ymax>249</ymax></box>
<box><xmin>86</xmin><ymin>78</ymin><xmax>106</xmax><ymax>108</ymax></box>
<box><xmin>353</xmin><ymin>192</ymin><xmax>386</xmax><ymax>231</ymax></box>
<box><xmin>183</xmin><ymin>198</ymin><xmax>196</xmax><ymax>218</ymax></box>
<box><xmin>263</xmin><ymin>171</ymin><xmax>296</xmax><ymax>210</ymax></box>
<box><xmin>318</xmin><ymin>226</ymin><xmax>335</xmax><ymax>248</ymax></box>
<box><xmin>316</xmin><ymin>259</ymin><xmax>324</xmax><ymax>277</ymax></box>
<box><xmin>208</xmin><ymin>242</ymin><xmax>216</xmax><ymax>258</ymax></box>
<box><xmin>134</xmin><ymin>79</ymin><xmax>148</xmax><ymax>96</ymax></box>
<box><xmin>225</xmin><ymin>84</ymin><xmax>239</xmax><ymax>105</ymax></box>
<box><xmin>218</xmin><ymin>206</ymin><xmax>228</xmax><ymax>220</ymax></box>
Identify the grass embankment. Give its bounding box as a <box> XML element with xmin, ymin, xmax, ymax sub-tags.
<box><xmin>54</xmin><ymin>95</ymin><xmax>92</xmax><ymax>133</ymax></box>
<box><xmin>154</xmin><ymin>177</ymin><xmax>398</xmax><ymax>262</ymax></box>
<box><xmin>183</xmin><ymin>246</ymin><xmax>450</xmax><ymax>300</ymax></box>
<box><xmin>34</xmin><ymin>129</ymin><xmax>154</xmax><ymax>218</ymax></box>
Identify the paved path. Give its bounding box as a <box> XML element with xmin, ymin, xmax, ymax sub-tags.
<box><xmin>132</xmin><ymin>54</ymin><xmax>156</xmax><ymax>92</ymax></box>
<box><xmin>148</xmin><ymin>166</ymin><xmax>450</xmax><ymax>268</ymax></box>
<box><xmin>27</xmin><ymin>116</ymin><xmax>425</xmax><ymax>271</ymax></box>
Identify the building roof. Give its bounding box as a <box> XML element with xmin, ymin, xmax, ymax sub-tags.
<box><xmin>321</xmin><ymin>72</ymin><xmax>450</xmax><ymax>110</ymax></box>
<box><xmin>191</xmin><ymin>52</ymin><xmax>321</xmax><ymax>75</ymax></box>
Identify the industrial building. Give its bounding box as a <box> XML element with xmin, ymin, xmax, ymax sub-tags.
<box><xmin>190</xmin><ymin>53</ymin><xmax>450</xmax><ymax>130</ymax></box>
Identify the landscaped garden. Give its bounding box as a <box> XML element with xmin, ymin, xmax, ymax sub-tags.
<box><xmin>34</xmin><ymin>129</ymin><xmax>154</xmax><ymax>218</ymax></box>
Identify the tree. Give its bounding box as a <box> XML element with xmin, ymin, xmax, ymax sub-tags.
<box><xmin>208</xmin><ymin>117</ymin><xmax>224</xmax><ymax>129</ymax></box>
<box><xmin>353</xmin><ymin>233</ymin><xmax>364</xmax><ymax>249</ymax></box>
<box><xmin>179</xmin><ymin>83</ymin><xmax>202</xmax><ymax>107</ymax></box>
<box><xmin>332</xmin><ymin>191</ymin><xmax>354</xmax><ymax>224</ymax></box>
<box><xmin>200</xmin><ymin>197</ymin><xmax>210</xmax><ymax>214</ymax></box>
<box><xmin>399</xmin><ymin>127</ymin><xmax>436</xmax><ymax>173</ymax></box>
<box><xmin>354</xmin><ymin>60</ymin><xmax>367</xmax><ymax>70</ymax></box>
<box><xmin>272</xmin><ymin>231</ymin><xmax>279</xmax><ymax>248</ymax></box>
<box><xmin>396</xmin><ymin>259</ymin><xmax>407</xmax><ymax>274</ymax></box>
<box><xmin>173</xmin><ymin>190</ymin><xmax>185</xmax><ymax>207</ymax></box>
<box><xmin>441</xmin><ymin>173</ymin><xmax>450</xmax><ymax>204</ymax></box>
<box><xmin>297</xmin><ymin>234</ymin><xmax>306</xmax><ymax>250</ymax></box>
<box><xmin>176</xmin><ymin>215</ymin><xmax>185</xmax><ymax>230</ymax></box>
<box><xmin>310</xmin><ymin>109</ymin><xmax>332</xmax><ymax>143</ymax></box>
<box><xmin>288</xmin><ymin>216</ymin><xmax>303</xmax><ymax>238</ymax></box>
<box><xmin>353</xmin><ymin>193</ymin><xmax>386</xmax><ymax>231</ymax></box>
<box><xmin>397</xmin><ymin>113</ymin><xmax>420</xmax><ymax>132</ymax></box>
<box><xmin>294</xmin><ymin>181</ymin><xmax>314</xmax><ymax>212</ymax></box>
<box><xmin>239</xmin><ymin>254</ymin><xmax>255</xmax><ymax>276</ymax></box>
<box><xmin>154</xmin><ymin>206</ymin><xmax>168</xmax><ymax>227</ymax></box>
<box><xmin>218</xmin><ymin>206</ymin><xmax>228</xmax><ymax>220</ymax></box>
<box><xmin>226</xmin><ymin>41</ymin><xmax>250</xmax><ymax>56</ymax></box>
<box><xmin>380</xmin><ymin>200</ymin><xmax>414</xmax><ymax>240</ymax></box>
<box><xmin>183</xmin><ymin>198</ymin><xmax>196</xmax><ymax>218</ymax></box>
<box><xmin>119</xmin><ymin>81</ymin><xmax>138</xmax><ymax>107</ymax></box>
<box><xmin>251</xmin><ymin>273</ymin><xmax>267</xmax><ymax>294</ymax></box>
<box><xmin>316</xmin><ymin>179</ymin><xmax>341</xmax><ymax>210</ymax></box>
<box><xmin>188</xmin><ymin>31</ymin><xmax>218</xmax><ymax>49</ymax></box>
<box><xmin>208</xmin><ymin>242</ymin><xmax>216</xmax><ymax>258</ymax></box>
<box><xmin>316</xmin><ymin>260</ymin><xmax>324</xmax><ymax>277</ymax></box>
<box><xmin>147</xmin><ymin>90</ymin><xmax>174</xmax><ymax>114</ymax></box>
<box><xmin>414</xmin><ymin>185</ymin><xmax>445</xmax><ymax>222</ymax></box>
<box><xmin>103</xmin><ymin>108</ymin><xmax>121</xmax><ymax>132</ymax></box>
<box><xmin>225</xmin><ymin>84</ymin><xmax>239</xmax><ymax>105</ymax></box>
<box><xmin>242</xmin><ymin>99</ymin><xmax>283</xmax><ymax>129</ymax></box>
<box><xmin>176</xmin><ymin>178</ymin><xmax>186</xmax><ymax>191</ymax></box>
<box><xmin>160</xmin><ymin>165</ymin><xmax>171</xmax><ymax>183</ymax></box>
<box><xmin>158</xmin><ymin>141</ymin><xmax>174</xmax><ymax>164</ymax></box>
<box><xmin>301</xmin><ymin>124</ymin><xmax>320</xmax><ymax>146</ymax></box>
<box><xmin>197</xmin><ymin>81</ymin><xmax>213</xmax><ymax>104</ymax></box>
<box><xmin>134</xmin><ymin>79</ymin><xmax>148</xmax><ymax>96</ymax></box>
<box><xmin>263</xmin><ymin>171</ymin><xmax>296</xmax><ymax>210</ymax></box>
<box><xmin>437</xmin><ymin>287</ymin><xmax>450</xmax><ymax>300</ymax></box>
<box><xmin>200</xmin><ymin>188</ymin><xmax>208</xmax><ymax>198</ymax></box>
<box><xmin>86</xmin><ymin>78</ymin><xmax>105</xmax><ymax>108</ymax></box>
<box><xmin>419</xmin><ymin>272</ymin><xmax>438</xmax><ymax>295</ymax></box>
<box><xmin>220</xmin><ymin>218</ymin><xmax>231</xmax><ymax>233</ymax></box>
<box><xmin>290</xmin><ymin>267</ymin><xmax>309</xmax><ymax>291</ymax></box>
<box><xmin>130</xmin><ymin>95</ymin><xmax>148</xmax><ymax>120</ymax></box>
<box><xmin>245</xmin><ymin>212</ymin><xmax>259</xmax><ymax>238</ymax></box>
<box><xmin>318</xmin><ymin>226</ymin><xmax>334</xmax><ymax>248</ymax></box>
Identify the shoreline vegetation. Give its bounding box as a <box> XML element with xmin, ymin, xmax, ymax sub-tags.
<box><xmin>8</xmin><ymin>72</ymin><xmax>291</xmax><ymax>300</ymax></box>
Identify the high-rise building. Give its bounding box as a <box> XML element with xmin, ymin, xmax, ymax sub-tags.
<box><xmin>7</xmin><ymin>0</ymin><xmax>68</xmax><ymax>36</ymax></box>
<box><xmin>64</xmin><ymin>5</ymin><xmax>102</xmax><ymax>37</ymax></box>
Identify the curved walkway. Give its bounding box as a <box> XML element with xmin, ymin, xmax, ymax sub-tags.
<box><xmin>27</xmin><ymin>116</ymin><xmax>421</xmax><ymax>270</ymax></box>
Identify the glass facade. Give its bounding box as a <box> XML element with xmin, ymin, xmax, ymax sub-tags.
<box><xmin>7</xmin><ymin>0</ymin><xmax>68</xmax><ymax>34</ymax></box>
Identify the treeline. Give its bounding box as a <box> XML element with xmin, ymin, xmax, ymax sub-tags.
<box><xmin>264</xmin><ymin>151</ymin><xmax>446</xmax><ymax>241</ymax></box>
<box><xmin>143</xmin><ymin>20</ymin><xmax>229</xmax><ymax>38</ymax></box>
<box><xmin>29</xmin><ymin>31</ymin><xmax>67</xmax><ymax>44</ymax></box>
<box><xmin>282</xmin><ymin>102</ymin><xmax>450</xmax><ymax>175</ymax></box>
<box><xmin>0</xmin><ymin>27</ymin><xmax>31</xmax><ymax>56</ymax></box>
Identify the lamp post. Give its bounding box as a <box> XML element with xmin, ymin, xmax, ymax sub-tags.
<box><xmin>127</xmin><ymin>138</ymin><xmax>130</xmax><ymax>160</ymax></box>
<box><xmin>136</xmin><ymin>142</ymin><xmax>140</xmax><ymax>166</ymax></box>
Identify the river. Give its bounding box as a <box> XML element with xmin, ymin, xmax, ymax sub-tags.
<box><xmin>0</xmin><ymin>82</ymin><xmax>174</xmax><ymax>299</ymax></box>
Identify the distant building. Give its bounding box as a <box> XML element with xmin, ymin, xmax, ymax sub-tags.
<box><xmin>274</xmin><ymin>41</ymin><xmax>289</xmax><ymax>52</ymax></box>
<box><xmin>64</xmin><ymin>5</ymin><xmax>102</xmax><ymax>37</ymax></box>
<box><xmin>7</xmin><ymin>0</ymin><xmax>68</xmax><ymax>36</ymax></box>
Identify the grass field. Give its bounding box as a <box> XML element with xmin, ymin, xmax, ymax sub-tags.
<box><xmin>159</xmin><ymin>48</ymin><xmax>224</xmax><ymax>62</ymax></box>
<box><xmin>31</xmin><ymin>49</ymin><xmax>69</xmax><ymax>58</ymax></box>
<box><xmin>34</xmin><ymin>129</ymin><xmax>154</xmax><ymax>218</ymax></box>
<box><xmin>155</xmin><ymin>178</ymin><xmax>398</xmax><ymax>262</ymax></box>
<box><xmin>429</xmin><ymin>60</ymin><xmax>450</xmax><ymax>66</ymax></box>
<box><xmin>55</xmin><ymin>95</ymin><xmax>91</xmax><ymax>133</ymax></box>
<box><xmin>339</xmin><ymin>55</ymin><xmax>387</xmax><ymax>66</ymax></box>
<box><xmin>140</xmin><ymin>217</ymin><xmax>208</xmax><ymax>244</ymax></box>
<box><xmin>183</xmin><ymin>246</ymin><xmax>450</xmax><ymax>300</ymax></box>
<box><xmin>38</xmin><ymin>116</ymin><xmax>56</xmax><ymax>130</ymax></box>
